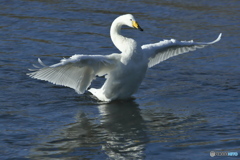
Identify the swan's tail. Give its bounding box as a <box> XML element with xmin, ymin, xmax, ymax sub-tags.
<box><xmin>88</xmin><ymin>88</ymin><xmax>111</xmax><ymax>102</ymax></box>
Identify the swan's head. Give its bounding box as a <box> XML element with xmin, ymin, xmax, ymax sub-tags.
<box><xmin>120</xmin><ymin>14</ymin><xmax>143</xmax><ymax>31</ymax></box>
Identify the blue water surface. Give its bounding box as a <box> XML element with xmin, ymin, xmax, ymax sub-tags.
<box><xmin>1</xmin><ymin>0</ymin><xmax>240</xmax><ymax>159</ymax></box>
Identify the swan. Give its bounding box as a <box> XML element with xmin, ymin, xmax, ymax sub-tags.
<box><xmin>27</xmin><ymin>14</ymin><xmax>222</xmax><ymax>102</ymax></box>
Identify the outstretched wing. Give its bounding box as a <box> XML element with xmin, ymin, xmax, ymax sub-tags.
<box><xmin>27</xmin><ymin>54</ymin><xmax>116</xmax><ymax>94</ymax></box>
<box><xmin>142</xmin><ymin>33</ymin><xmax>222</xmax><ymax>68</ymax></box>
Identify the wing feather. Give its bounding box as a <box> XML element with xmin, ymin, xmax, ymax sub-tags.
<box><xmin>27</xmin><ymin>54</ymin><xmax>116</xmax><ymax>94</ymax></box>
<box><xmin>142</xmin><ymin>33</ymin><xmax>222</xmax><ymax>68</ymax></box>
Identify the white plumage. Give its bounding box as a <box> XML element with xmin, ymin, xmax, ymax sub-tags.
<box><xmin>27</xmin><ymin>14</ymin><xmax>222</xmax><ymax>102</ymax></box>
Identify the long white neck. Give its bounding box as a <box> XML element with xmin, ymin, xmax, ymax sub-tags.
<box><xmin>110</xmin><ymin>17</ymin><xmax>137</xmax><ymax>57</ymax></box>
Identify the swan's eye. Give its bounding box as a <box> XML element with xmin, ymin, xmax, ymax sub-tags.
<box><xmin>130</xmin><ymin>19</ymin><xmax>132</xmax><ymax>21</ymax></box>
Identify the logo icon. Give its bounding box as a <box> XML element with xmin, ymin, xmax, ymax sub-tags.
<box><xmin>210</xmin><ymin>151</ymin><xmax>215</xmax><ymax>157</ymax></box>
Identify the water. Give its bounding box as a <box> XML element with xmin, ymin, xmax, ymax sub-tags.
<box><xmin>1</xmin><ymin>0</ymin><xmax>240</xmax><ymax>159</ymax></box>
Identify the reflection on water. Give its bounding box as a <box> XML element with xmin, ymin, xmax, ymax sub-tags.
<box><xmin>98</xmin><ymin>101</ymin><xmax>147</xmax><ymax>159</ymax></box>
<box><xmin>29</xmin><ymin>100</ymin><xmax>210</xmax><ymax>159</ymax></box>
<box><xmin>29</xmin><ymin>100</ymin><xmax>147</xmax><ymax>159</ymax></box>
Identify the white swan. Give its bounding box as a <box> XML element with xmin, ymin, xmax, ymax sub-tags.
<box><xmin>27</xmin><ymin>14</ymin><xmax>222</xmax><ymax>102</ymax></box>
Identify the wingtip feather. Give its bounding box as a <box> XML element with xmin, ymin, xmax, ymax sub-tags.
<box><xmin>217</xmin><ymin>33</ymin><xmax>222</xmax><ymax>40</ymax></box>
<box><xmin>38</xmin><ymin>58</ymin><xmax>47</xmax><ymax>67</ymax></box>
<box><xmin>208</xmin><ymin>33</ymin><xmax>222</xmax><ymax>44</ymax></box>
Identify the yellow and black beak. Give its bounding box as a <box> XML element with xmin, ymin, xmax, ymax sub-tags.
<box><xmin>132</xmin><ymin>21</ymin><xmax>143</xmax><ymax>31</ymax></box>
